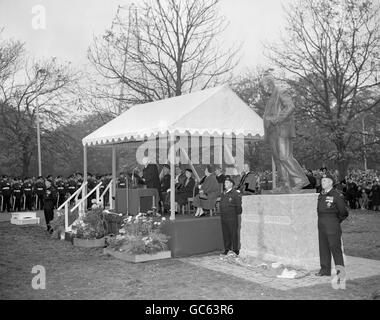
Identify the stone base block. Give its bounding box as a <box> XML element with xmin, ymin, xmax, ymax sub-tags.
<box><xmin>240</xmin><ymin>193</ymin><xmax>320</xmax><ymax>270</ymax></box>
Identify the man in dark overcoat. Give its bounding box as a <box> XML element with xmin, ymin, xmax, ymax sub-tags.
<box><xmin>219</xmin><ymin>177</ymin><xmax>242</xmax><ymax>256</ymax></box>
<box><xmin>316</xmin><ymin>174</ymin><xmax>348</xmax><ymax>276</ymax></box>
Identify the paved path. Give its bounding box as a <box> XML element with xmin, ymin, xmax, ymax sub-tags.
<box><xmin>179</xmin><ymin>254</ymin><xmax>380</xmax><ymax>291</ymax></box>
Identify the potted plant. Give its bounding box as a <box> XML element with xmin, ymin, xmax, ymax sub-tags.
<box><xmin>71</xmin><ymin>202</ymin><xmax>107</xmax><ymax>248</ymax></box>
<box><xmin>104</xmin><ymin>212</ymin><xmax>171</xmax><ymax>262</ymax></box>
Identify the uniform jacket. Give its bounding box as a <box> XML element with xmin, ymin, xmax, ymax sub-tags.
<box><xmin>219</xmin><ymin>188</ymin><xmax>242</xmax><ymax>219</ymax></box>
<box><xmin>317</xmin><ymin>188</ymin><xmax>349</xmax><ymax>223</ymax></box>
<box><xmin>67</xmin><ymin>179</ymin><xmax>77</xmax><ymax>193</ymax></box>
<box><xmin>22</xmin><ymin>182</ymin><xmax>33</xmax><ymax>195</ymax></box>
<box><xmin>34</xmin><ymin>181</ymin><xmax>45</xmax><ymax>195</ymax></box>
<box><xmin>56</xmin><ymin>181</ymin><xmax>67</xmax><ymax>194</ymax></box>
<box><xmin>12</xmin><ymin>183</ymin><xmax>22</xmax><ymax>198</ymax></box>
<box><xmin>1</xmin><ymin>181</ymin><xmax>12</xmax><ymax>196</ymax></box>
<box><xmin>263</xmin><ymin>88</ymin><xmax>296</xmax><ymax>140</ymax></box>
<box><xmin>43</xmin><ymin>187</ymin><xmax>57</xmax><ymax>210</ymax></box>
<box><xmin>117</xmin><ymin>178</ymin><xmax>127</xmax><ymax>188</ymax></box>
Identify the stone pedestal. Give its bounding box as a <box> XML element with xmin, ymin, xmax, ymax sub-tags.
<box><xmin>240</xmin><ymin>193</ymin><xmax>319</xmax><ymax>270</ymax></box>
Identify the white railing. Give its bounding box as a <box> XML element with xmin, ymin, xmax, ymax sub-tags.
<box><xmin>100</xmin><ymin>179</ymin><xmax>114</xmax><ymax>210</ymax></box>
<box><xmin>57</xmin><ymin>181</ymin><xmax>88</xmax><ymax>232</ymax></box>
<box><xmin>70</xmin><ymin>181</ymin><xmax>103</xmax><ymax>213</ymax></box>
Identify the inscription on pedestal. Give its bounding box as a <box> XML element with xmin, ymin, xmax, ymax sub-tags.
<box><xmin>240</xmin><ymin>193</ymin><xmax>320</xmax><ymax>270</ymax></box>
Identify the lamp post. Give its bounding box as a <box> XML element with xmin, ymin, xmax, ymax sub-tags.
<box><xmin>36</xmin><ymin>97</ymin><xmax>42</xmax><ymax>176</ymax></box>
<box><xmin>36</xmin><ymin>68</ymin><xmax>46</xmax><ymax>176</ymax></box>
<box><xmin>362</xmin><ymin>115</ymin><xmax>368</xmax><ymax>171</ymax></box>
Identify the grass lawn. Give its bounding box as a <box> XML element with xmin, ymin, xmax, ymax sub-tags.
<box><xmin>0</xmin><ymin>209</ymin><xmax>379</xmax><ymax>300</ymax></box>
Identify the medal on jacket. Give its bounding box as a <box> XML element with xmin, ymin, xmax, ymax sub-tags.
<box><xmin>229</xmin><ymin>197</ymin><xmax>232</xmax><ymax>202</ymax></box>
<box><xmin>326</xmin><ymin>196</ymin><xmax>333</xmax><ymax>208</ymax></box>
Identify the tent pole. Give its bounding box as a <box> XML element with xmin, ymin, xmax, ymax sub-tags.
<box><xmin>83</xmin><ymin>144</ymin><xmax>88</xmax><ymax>197</ymax></box>
<box><xmin>169</xmin><ymin>132</ymin><xmax>176</xmax><ymax>220</ymax></box>
<box><xmin>272</xmin><ymin>156</ymin><xmax>276</xmax><ymax>190</ymax></box>
<box><xmin>112</xmin><ymin>145</ymin><xmax>117</xmax><ymax>210</ymax></box>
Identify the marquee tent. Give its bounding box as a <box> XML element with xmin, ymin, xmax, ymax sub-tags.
<box><xmin>82</xmin><ymin>85</ymin><xmax>264</xmax><ymax>219</ymax></box>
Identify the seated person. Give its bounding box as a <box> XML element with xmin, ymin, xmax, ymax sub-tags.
<box><xmin>175</xmin><ymin>169</ymin><xmax>195</xmax><ymax>212</ymax></box>
<box><xmin>175</xmin><ymin>166</ymin><xmax>186</xmax><ymax>189</ymax></box>
<box><xmin>193</xmin><ymin>165</ymin><xmax>220</xmax><ymax>217</ymax></box>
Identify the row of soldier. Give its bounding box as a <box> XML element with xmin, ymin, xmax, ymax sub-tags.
<box><xmin>0</xmin><ymin>173</ymin><xmax>114</xmax><ymax>212</ymax></box>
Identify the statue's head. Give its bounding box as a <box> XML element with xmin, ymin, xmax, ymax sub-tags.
<box><xmin>260</xmin><ymin>70</ymin><xmax>276</xmax><ymax>94</ymax></box>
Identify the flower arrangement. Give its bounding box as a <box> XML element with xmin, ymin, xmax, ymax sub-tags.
<box><xmin>71</xmin><ymin>201</ymin><xmax>107</xmax><ymax>240</ymax></box>
<box><xmin>107</xmin><ymin>212</ymin><xmax>170</xmax><ymax>255</ymax></box>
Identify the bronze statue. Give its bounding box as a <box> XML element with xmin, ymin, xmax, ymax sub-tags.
<box><xmin>260</xmin><ymin>73</ymin><xmax>309</xmax><ymax>192</ymax></box>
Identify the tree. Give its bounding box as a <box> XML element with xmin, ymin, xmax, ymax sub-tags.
<box><xmin>266</xmin><ymin>0</ymin><xmax>380</xmax><ymax>178</ymax></box>
<box><xmin>88</xmin><ymin>0</ymin><xmax>240</xmax><ymax>111</ymax></box>
<box><xmin>0</xmin><ymin>32</ymin><xmax>81</xmax><ymax>176</ymax></box>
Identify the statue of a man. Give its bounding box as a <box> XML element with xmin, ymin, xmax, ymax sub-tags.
<box><xmin>260</xmin><ymin>73</ymin><xmax>309</xmax><ymax>192</ymax></box>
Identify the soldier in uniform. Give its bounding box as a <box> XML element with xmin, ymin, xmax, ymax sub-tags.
<box><xmin>67</xmin><ymin>175</ymin><xmax>77</xmax><ymax>195</ymax></box>
<box><xmin>117</xmin><ymin>172</ymin><xmax>127</xmax><ymax>188</ymax></box>
<box><xmin>34</xmin><ymin>176</ymin><xmax>45</xmax><ymax>210</ymax></box>
<box><xmin>12</xmin><ymin>178</ymin><xmax>23</xmax><ymax>211</ymax></box>
<box><xmin>316</xmin><ymin>174</ymin><xmax>348</xmax><ymax>276</ymax></box>
<box><xmin>22</xmin><ymin>178</ymin><xmax>34</xmax><ymax>211</ymax></box>
<box><xmin>43</xmin><ymin>178</ymin><xmax>57</xmax><ymax>233</ymax></box>
<box><xmin>219</xmin><ymin>177</ymin><xmax>242</xmax><ymax>256</ymax></box>
<box><xmin>1</xmin><ymin>176</ymin><xmax>12</xmax><ymax>212</ymax></box>
<box><xmin>55</xmin><ymin>175</ymin><xmax>67</xmax><ymax>208</ymax></box>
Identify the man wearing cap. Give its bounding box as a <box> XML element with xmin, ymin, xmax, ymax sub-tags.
<box><xmin>316</xmin><ymin>173</ymin><xmax>349</xmax><ymax>276</ymax></box>
<box><xmin>12</xmin><ymin>178</ymin><xmax>23</xmax><ymax>211</ymax></box>
<box><xmin>219</xmin><ymin>176</ymin><xmax>242</xmax><ymax>256</ymax></box>
<box><xmin>43</xmin><ymin>178</ymin><xmax>57</xmax><ymax>233</ymax></box>
<box><xmin>22</xmin><ymin>178</ymin><xmax>34</xmax><ymax>211</ymax></box>
<box><xmin>55</xmin><ymin>175</ymin><xmax>67</xmax><ymax>207</ymax></box>
<box><xmin>34</xmin><ymin>176</ymin><xmax>45</xmax><ymax>210</ymax></box>
<box><xmin>1</xmin><ymin>176</ymin><xmax>12</xmax><ymax>212</ymax></box>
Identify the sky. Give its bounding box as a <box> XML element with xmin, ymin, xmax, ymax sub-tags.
<box><xmin>0</xmin><ymin>0</ymin><xmax>295</xmax><ymax>73</ymax></box>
